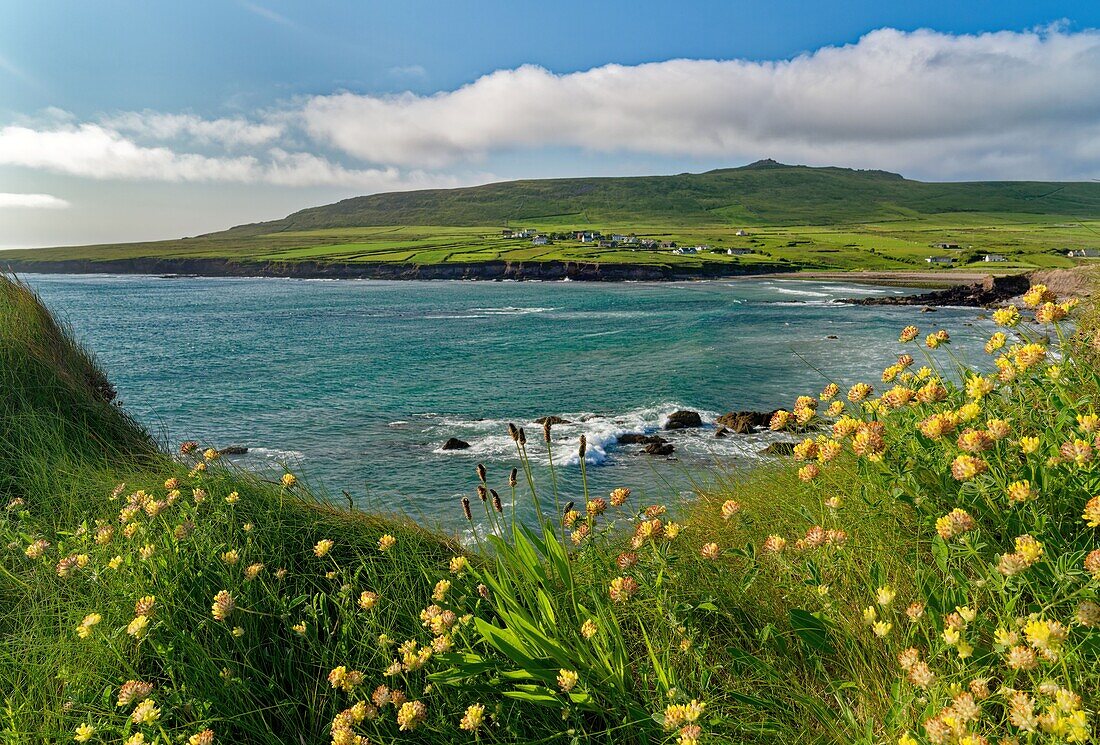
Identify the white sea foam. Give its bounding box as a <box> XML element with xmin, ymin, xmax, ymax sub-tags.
<box><xmin>425</xmin><ymin>403</ymin><xmax>744</xmax><ymax>467</ymax></box>
<box><xmin>770</xmin><ymin>286</ymin><xmax>833</xmax><ymax>298</ymax></box>
<box><xmin>247</xmin><ymin>447</ymin><xmax>306</xmax><ymax>461</ymax></box>
<box><xmin>467</xmin><ymin>306</ymin><xmax>556</xmax><ymax>315</ymax></box>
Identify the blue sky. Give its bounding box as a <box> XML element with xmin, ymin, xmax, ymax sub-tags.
<box><xmin>2</xmin><ymin>1</ymin><xmax>1100</xmax><ymax>247</ymax></box>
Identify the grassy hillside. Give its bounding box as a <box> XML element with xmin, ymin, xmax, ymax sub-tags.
<box><xmin>235</xmin><ymin>161</ymin><xmax>1100</xmax><ymax>232</ymax></box>
<box><xmin>2</xmin><ymin>273</ymin><xmax>1100</xmax><ymax>743</ymax></box>
<box><xmin>3</xmin><ymin>162</ymin><xmax>1099</xmax><ymax>274</ymax></box>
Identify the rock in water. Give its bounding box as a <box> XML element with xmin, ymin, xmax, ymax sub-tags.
<box><xmin>617</xmin><ymin>433</ymin><xmax>668</xmax><ymax>445</ymax></box>
<box><xmin>441</xmin><ymin>438</ymin><xmax>471</xmax><ymax>450</ymax></box>
<box><xmin>714</xmin><ymin>427</ymin><xmax>729</xmax><ymax>438</ymax></box>
<box><xmin>644</xmin><ymin>442</ymin><xmax>675</xmax><ymax>456</ymax></box>
<box><xmin>715</xmin><ymin>410</ymin><xmax>776</xmax><ymax>434</ymax></box>
<box><xmin>534</xmin><ymin>415</ymin><xmax>571</xmax><ymax>425</ymax></box>
<box><xmin>217</xmin><ymin>445</ymin><xmax>249</xmax><ymax>456</ymax></box>
<box><xmin>664</xmin><ymin>410</ymin><xmax>702</xmax><ymax>430</ymax></box>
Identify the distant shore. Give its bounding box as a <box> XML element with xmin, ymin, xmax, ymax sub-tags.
<box><xmin>758</xmin><ymin>269</ymin><xmax>1026</xmax><ymax>288</ymax></box>
<box><xmin>2</xmin><ymin>256</ymin><xmax>798</xmax><ymax>282</ymax></box>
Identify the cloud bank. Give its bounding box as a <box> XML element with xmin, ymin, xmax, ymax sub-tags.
<box><xmin>300</xmin><ymin>26</ymin><xmax>1100</xmax><ymax>177</ymax></box>
<box><xmin>0</xmin><ymin>193</ymin><xmax>71</xmax><ymax>209</ymax></box>
<box><xmin>3</xmin><ymin>26</ymin><xmax>1100</xmax><ymax>186</ymax></box>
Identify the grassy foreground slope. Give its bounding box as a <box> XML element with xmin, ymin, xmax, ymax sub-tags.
<box><xmin>2</xmin><ymin>273</ymin><xmax>1099</xmax><ymax>744</ymax></box>
<box><xmin>3</xmin><ymin>162</ymin><xmax>1100</xmax><ymax>273</ymax></box>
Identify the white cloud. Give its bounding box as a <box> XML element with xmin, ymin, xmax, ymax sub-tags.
<box><xmin>238</xmin><ymin>1</ymin><xmax>297</xmax><ymax>29</ymax></box>
<box><xmin>388</xmin><ymin>64</ymin><xmax>428</xmax><ymax>80</ymax></box>
<box><xmin>299</xmin><ymin>26</ymin><xmax>1100</xmax><ymax>178</ymax></box>
<box><xmin>5</xmin><ymin>26</ymin><xmax>1100</xmax><ymax>189</ymax></box>
<box><xmin>0</xmin><ymin>123</ymin><xmax>463</xmax><ymax>189</ymax></box>
<box><xmin>0</xmin><ymin>193</ymin><xmax>70</xmax><ymax>209</ymax></box>
<box><xmin>103</xmin><ymin>111</ymin><xmax>284</xmax><ymax>148</ymax></box>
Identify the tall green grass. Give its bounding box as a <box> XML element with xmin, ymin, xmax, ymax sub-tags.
<box><xmin>1</xmin><ymin>273</ymin><xmax>1098</xmax><ymax>744</ymax></box>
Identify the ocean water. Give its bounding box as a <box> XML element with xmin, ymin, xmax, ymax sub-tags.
<box><xmin>22</xmin><ymin>274</ymin><xmax>997</xmax><ymax>531</ymax></box>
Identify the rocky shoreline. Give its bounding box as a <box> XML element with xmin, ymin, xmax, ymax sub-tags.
<box><xmin>1</xmin><ymin>256</ymin><xmax>794</xmax><ymax>282</ymax></box>
<box><xmin>841</xmin><ymin>273</ymin><xmax>1030</xmax><ymax>308</ymax></box>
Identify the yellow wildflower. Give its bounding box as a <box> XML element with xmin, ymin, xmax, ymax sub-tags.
<box><xmin>1083</xmin><ymin>495</ymin><xmax>1100</xmax><ymax>527</ymax></box>
<box><xmin>993</xmin><ymin>305</ymin><xmax>1020</xmax><ymax>327</ymax></box>
<box><xmin>557</xmin><ymin>669</ymin><xmax>578</xmax><ymax>693</ymax></box>
<box><xmin>460</xmin><ymin>703</ymin><xmax>485</xmax><ymax>732</ymax></box>
<box><xmin>76</xmin><ymin>613</ymin><xmax>102</xmax><ymax>638</ymax></box>
<box><xmin>131</xmin><ymin>698</ymin><xmax>160</xmax><ymax>725</ymax></box>
<box><xmin>126</xmin><ymin>615</ymin><xmax>149</xmax><ymax>639</ymax></box>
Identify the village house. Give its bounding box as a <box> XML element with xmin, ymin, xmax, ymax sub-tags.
<box><xmin>598</xmin><ymin>240</ymin><xmax>614</xmax><ymax>248</ymax></box>
<box><xmin>925</xmin><ymin>256</ymin><xmax>955</xmax><ymax>265</ymax></box>
<box><xmin>1067</xmin><ymin>248</ymin><xmax>1100</xmax><ymax>258</ymax></box>
<box><xmin>501</xmin><ymin>228</ymin><xmax>514</xmax><ymax>238</ymax></box>
<box><xmin>573</xmin><ymin>231</ymin><xmax>601</xmax><ymax>242</ymax></box>
<box><xmin>982</xmin><ymin>254</ymin><xmax>1007</xmax><ymax>262</ymax></box>
<box><xmin>660</xmin><ymin>241</ymin><xmax>677</xmax><ymax>248</ymax></box>
<box><xmin>735</xmin><ymin>229</ymin><xmax>749</xmax><ymax>237</ymax></box>
<box><xmin>726</xmin><ymin>248</ymin><xmax>753</xmax><ymax>255</ymax></box>
<box><xmin>931</xmin><ymin>242</ymin><xmax>961</xmax><ymax>249</ymax></box>
<box><xmin>671</xmin><ymin>246</ymin><xmax>698</xmax><ymax>255</ymax></box>
<box><xmin>531</xmin><ymin>235</ymin><xmax>550</xmax><ymax>246</ymax></box>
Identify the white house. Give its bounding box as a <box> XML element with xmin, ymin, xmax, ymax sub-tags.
<box><xmin>726</xmin><ymin>248</ymin><xmax>753</xmax><ymax>255</ymax></box>
<box><xmin>672</xmin><ymin>246</ymin><xmax>698</xmax><ymax>255</ymax></box>
<box><xmin>531</xmin><ymin>235</ymin><xmax>549</xmax><ymax>246</ymax></box>
<box><xmin>926</xmin><ymin>256</ymin><xmax>955</xmax><ymax>264</ymax></box>
<box><xmin>735</xmin><ymin>229</ymin><xmax>749</xmax><ymax>237</ymax></box>
<box><xmin>1068</xmin><ymin>248</ymin><xmax>1100</xmax><ymax>258</ymax></box>
<box><xmin>982</xmin><ymin>254</ymin><xmax>1007</xmax><ymax>262</ymax></box>
<box><xmin>932</xmin><ymin>242</ymin><xmax>961</xmax><ymax>249</ymax></box>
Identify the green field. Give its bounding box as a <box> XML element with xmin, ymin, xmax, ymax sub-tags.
<box><xmin>4</xmin><ymin>162</ymin><xmax>1100</xmax><ymax>273</ymax></box>
<box><xmin>5</xmin><ymin>216</ymin><xmax>1099</xmax><ymax>273</ymax></box>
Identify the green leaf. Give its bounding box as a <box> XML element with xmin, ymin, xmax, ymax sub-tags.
<box><xmin>788</xmin><ymin>608</ymin><xmax>832</xmax><ymax>655</ymax></box>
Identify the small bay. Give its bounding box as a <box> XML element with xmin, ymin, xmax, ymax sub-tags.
<box><xmin>23</xmin><ymin>274</ymin><xmax>995</xmax><ymax>530</ymax></box>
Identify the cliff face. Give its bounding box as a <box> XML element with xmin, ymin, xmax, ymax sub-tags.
<box><xmin>0</xmin><ymin>257</ymin><xmax>793</xmax><ymax>281</ymax></box>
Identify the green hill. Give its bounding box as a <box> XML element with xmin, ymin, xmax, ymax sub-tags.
<box><xmin>4</xmin><ymin>161</ymin><xmax>1099</xmax><ymax>274</ymax></box>
<box><xmin>227</xmin><ymin>160</ymin><xmax>1100</xmax><ymax>233</ymax></box>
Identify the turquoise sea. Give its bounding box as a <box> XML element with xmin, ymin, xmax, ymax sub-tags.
<box><xmin>23</xmin><ymin>274</ymin><xmax>997</xmax><ymax>531</ymax></box>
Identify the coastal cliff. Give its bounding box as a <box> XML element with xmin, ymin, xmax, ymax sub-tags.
<box><xmin>0</xmin><ymin>257</ymin><xmax>794</xmax><ymax>281</ymax></box>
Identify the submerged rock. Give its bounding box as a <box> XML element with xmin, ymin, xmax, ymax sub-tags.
<box><xmin>441</xmin><ymin>438</ymin><xmax>471</xmax><ymax>451</ymax></box>
<box><xmin>217</xmin><ymin>446</ymin><xmax>249</xmax><ymax>456</ymax></box>
<box><xmin>664</xmin><ymin>410</ymin><xmax>702</xmax><ymax>430</ymax></box>
<box><xmin>644</xmin><ymin>442</ymin><xmax>675</xmax><ymax>456</ymax></box>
